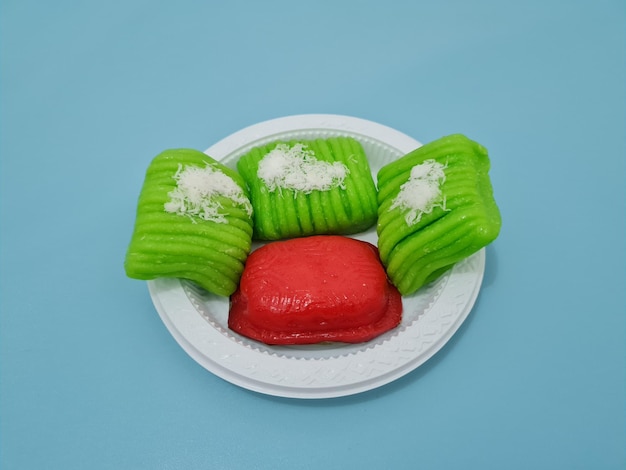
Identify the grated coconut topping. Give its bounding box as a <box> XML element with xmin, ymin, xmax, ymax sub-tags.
<box><xmin>257</xmin><ymin>143</ymin><xmax>349</xmax><ymax>194</ymax></box>
<box><xmin>164</xmin><ymin>163</ymin><xmax>252</xmax><ymax>223</ymax></box>
<box><xmin>390</xmin><ymin>159</ymin><xmax>449</xmax><ymax>226</ymax></box>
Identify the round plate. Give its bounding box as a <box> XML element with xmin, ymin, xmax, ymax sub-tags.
<box><xmin>147</xmin><ymin>114</ymin><xmax>486</xmax><ymax>399</ymax></box>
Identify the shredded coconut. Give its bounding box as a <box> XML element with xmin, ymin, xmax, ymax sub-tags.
<box><xmin>390</xmin><ymin>159</ymin><xmax>449</xmax><ymax>226</ymax></box>
<box><xmin>164</xmin><ymin>163</ymin><xmax>252</xmax><ymax>223</ymax></box>
<box><xmin>257</xmin><ymin>143</ymin><xmax>349</xmax><ymax>194</ymax></box>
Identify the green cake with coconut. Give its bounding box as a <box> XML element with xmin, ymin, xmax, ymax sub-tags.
<box><xmin>124</xmin><ymin>148</ymin><xmax>253</xmax><ymax>297</ymax></box>
<box><xmin>376</xmin><ymin>134</ymin><xmax>501</xmax><ymax>296</ymax></box>
<box><xmin>236</xmin><ymin>137</ymin><xmax>378</xmax><ymax>240</ymax></box>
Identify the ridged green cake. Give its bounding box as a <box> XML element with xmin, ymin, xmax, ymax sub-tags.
<box><xmin>377</xmin><ymin>134</ymin><xmax>501</xmax><ymax>296</ymax></box>
<box><xmin>124</xmin><ymin>148</ymin><xmax>253</xmax><ymax>296</ymax></box>
<box><xmin>237</xmin><ymin>137</ymin><xmax>378</xmax><ymax>240</ymax></box>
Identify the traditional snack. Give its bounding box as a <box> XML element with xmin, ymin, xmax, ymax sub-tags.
<box><xmin>124</xmin><ymin>148</ymin><xmax>254</xmax><ymax>296</ymax></box>
<box><xmin>377</xmin><ymin>134</ymin><xmax>501</xmax><ymax>295</ymax></box>
<box><xmin>228</xmin><ymin>235</ymin><xmax>403</xmax><ymax>345</ymax></box>
<box><xmin>236</xmin><ymin>137</ymin><xmax>378</xmax><ymax>240</ymax></box>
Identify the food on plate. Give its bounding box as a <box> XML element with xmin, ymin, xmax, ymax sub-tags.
<box><xmin>228</xmin><ymin>235</ymin><xmax>403</xmax><ymax>345</ymax></box>
<box><xmin>376</xmin><ymin>134</ymin><xmax>501</xmax><ymax>295</ymax></box>
<box><xmin>124</xmin><ymin>148</ymin><xmax>253</xmax><ymax>296</ymax></box>
<box><xmin>236</xmin><ymin>137</ymin><xmax>378</xmax><ymax>240</ymax></box>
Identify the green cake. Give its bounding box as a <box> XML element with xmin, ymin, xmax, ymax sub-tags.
<box><xmin>124</xmin><ymin>148</ymin><xmax>253</xmax><ymax>296</ymax></box>
<box><xmin>377</xmin><ymin>134</ymin><xmax>501</xmax><ymax>296</ymax></box>
<box><xmin>237</xmin><ymin>137</ymin><xmax>378</xmax><ymax>240</ymax></box>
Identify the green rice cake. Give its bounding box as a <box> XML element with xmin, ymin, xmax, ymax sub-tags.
<box><xmin>376</xmin><ymin>134</ymin><xmax>501</xmax><ymax>295</ymax></box>
<box><xmin>124</xmin><ymin>148</ymin><xmax>253</xmax><ymax>296</ymax></box>
<box><xmin>237</xmin><ymin>137</ymin><xmax>378</xmax><ymax>240</ymax></box>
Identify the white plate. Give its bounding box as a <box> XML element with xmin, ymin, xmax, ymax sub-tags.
<box><xmin>147</xmin><ymin>114</ymin><xmax>485</xmax><ymax>399</ymax></box>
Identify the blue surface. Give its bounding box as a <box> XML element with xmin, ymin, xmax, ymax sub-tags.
<box><xmin>1</xmin><ymin>1</ymin><xmax>624</xmax><ymax>469</ymax></box>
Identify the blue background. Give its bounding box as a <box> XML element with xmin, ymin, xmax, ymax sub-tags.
<box><xmin>1</xmin><ymin>1</ymin><xmax>624</xmax><ymax>469</ymax></box>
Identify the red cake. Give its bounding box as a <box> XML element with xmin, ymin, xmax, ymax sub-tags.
<box><xmin>228</xmin><ymin>235</ymin><xmax>402</xmax><ymax>345</ymax></box>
